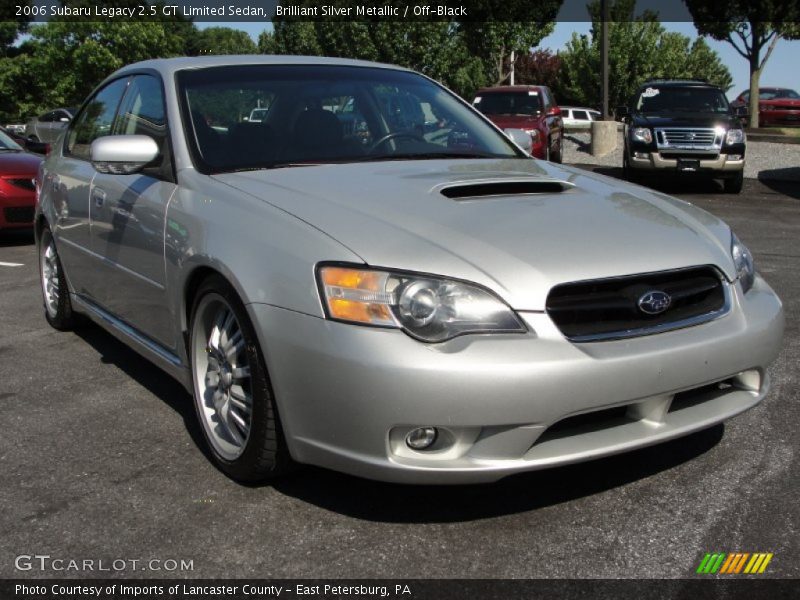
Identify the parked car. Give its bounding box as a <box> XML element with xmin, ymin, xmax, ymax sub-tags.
<box><xmin>25</xmin><ymin>107</ymin><xmax>77</xmax><ymax>143</ymax></box>
<box><xmin>0</xmin><ymin>129</ymin><xmax>42</xmax><ymax>231</ymax></box>
<box><xmin>730</xmin><ymin>87</ymin><xmax>800</xmax><ymax>127</ymax></box>
<box><xmin>36</xmin><ymin>57</ymin><xmax>783</xmax><ymax>484</ymax></box>
<box><xmin>617</xmin><ymin>79</ymin><xmax>746</xmax><ymax>193</ymax></box>
<box><xmin>561</xmin><ymin>106</ymin><xmax>601</xmax><ymax>129</ymax></box>
<box><xmin>472</xmin><ymin>85</ymin><xmax>564</xmax><ymax>162</ymax></box>
<box><xmin>2</xmin><ymin>126</ymin><xmax>50</xmax><ymax>155</ymax></box>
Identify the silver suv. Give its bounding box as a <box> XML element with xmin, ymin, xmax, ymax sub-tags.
<box><xmin>36</xmin><ymin>57</ymin><xmax>783</xmax><ymax>484</ymax></box>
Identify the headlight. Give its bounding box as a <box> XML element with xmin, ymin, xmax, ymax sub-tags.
<box><xmin>731</xmin><ymin>233</ymin><xmax>755</xmax><ymax>293</ymax></box>
<box><xmin>317</xmin><ymin>265</ymin><xmax>526</xmax><ymax>342</ymax></box>
<box><xmin>523</xmin><ymin>129</ymin><xmax>541</xmax><ymax>143</ymax></box>
<box><xmin>632</xmin><ymin>127</ymin><xmax>652</xmax><ymax>144</ymax></box>
<box><xmin>725</xmin><ymin>128</ymin><xmax>745</xmax><ymax>145</ymax></box>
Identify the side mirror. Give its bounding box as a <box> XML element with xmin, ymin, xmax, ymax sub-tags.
<box><xmin>733</xmin><ymin>105</ymin><xmax>748</xmax><ymax>117</ymax></box>
<box><xmin>548</xmin><ymin>106</ymin><xmax>562</xmax><ymax>117</ymax></box>
<box><xmin>615</xmin><ymin>106</ymin><xmax>629</xmax><ymax>121</ymax></box>
<box><xmin>91</xmin><ymin>135</ymin><xmax>159</xmax><ymax>175</ymax></box>
<box><xmin>504</xmin><ymin>128</ymin><xmax>533</xmax><ymax>154</ymax></box>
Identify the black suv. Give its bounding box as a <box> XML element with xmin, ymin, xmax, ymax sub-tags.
<box><xmin>617</xmin><ymin>80</ymin><xmax>745</xmax><ymax>193</ymax></box>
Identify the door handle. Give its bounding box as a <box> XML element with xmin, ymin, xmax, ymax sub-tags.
<box><xmin>92</xmin><ymin>187</ymin><xmax>107</xmax><ymax>208</ymax></box>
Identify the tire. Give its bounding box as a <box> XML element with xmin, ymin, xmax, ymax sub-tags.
<box><xmin>551</xmin><ymin>132</ymin><xmax>563</xmax><ymax>164</ymax></box>
<box><xmin>724</xmin><ymin>170</ymin><xmax>744</xmax><ymax>194</ymax></box>
<box><xmin>623</xmin><ymin>151</ymin><xmax>638</xmax><ymax>183</ymax></box>
<box><xmin>189</xmin><ymin>274</ymin><xmax>292</xmax><ymax>482</ymax></box>
<box><xmin>39</xmin><ymin>227</ymin><xmax>77</xmax><ymax>330</ymax></box>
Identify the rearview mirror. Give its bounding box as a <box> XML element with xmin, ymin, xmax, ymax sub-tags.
<box><xmin>91</xmin><ymin>135</ymin><xmax>159</xmax><ymax>175</ymax></box>
<box><xmin>504</xmin><ymin>128</ymin><xmax>533</xmax><ymax>154</ymax></box>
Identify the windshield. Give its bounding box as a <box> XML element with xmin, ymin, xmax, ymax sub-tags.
<box><xmin>177</xmin><ymin>65</ymin><xmax>522</xmax><ymax>173</ymax></box>
<box><xmin>474</xmin><ymin>91</ymin><xmax>543</xmax><ymax>116</ymax></box>
<box><xmin>0</xmin><ymin>130</ymin><xmax>23</xmax><ymax>151</ymax></box>
<box><xmin>762</xmin><ymin>89</ymin><xmax>800</xmax><ymax>100</ymax></box>
<box><xmin>635</xmin><ymin>86</ymin><xmax>730</xmax><ymax>114</ymax></box>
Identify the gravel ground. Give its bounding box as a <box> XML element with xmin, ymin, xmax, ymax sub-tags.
<box><xmin>564</xmin><ymin>132</ymin><xmax>800</xmax><ymax>181</ymax></box>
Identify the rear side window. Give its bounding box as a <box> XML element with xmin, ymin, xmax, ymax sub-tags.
<box><xmin>573</xmin><ymin>110</ymin><xmax>589</xmax><ymax>121</ymax></box>
<box><xmin>66</xmin><ymin>77</ymin><xmax>129</xmax><ymax>160</ymax></box>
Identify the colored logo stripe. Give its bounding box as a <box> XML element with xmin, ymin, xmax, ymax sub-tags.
<box><xmin>697</xmin><ymin>552</ymin><xmax>773</xmax><ymax>574</ymax></box>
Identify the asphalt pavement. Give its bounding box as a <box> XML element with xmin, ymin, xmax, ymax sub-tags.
<box><xmin>0</xmin><ymin>175</ymin><xmax>797</xmax><ymax>580</ymax></box>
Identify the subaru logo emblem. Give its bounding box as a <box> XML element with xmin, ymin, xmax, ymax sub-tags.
<box><xmin>638</xmin><ymin>290</ymin><xmax>671</xmax><ymax>315</ymax></box>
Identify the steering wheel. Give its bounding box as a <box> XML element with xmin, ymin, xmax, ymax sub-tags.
<box><xmin>369</xmin><ymin>131</ymin><xmax>426</xmax><ymax>153</ymax></box>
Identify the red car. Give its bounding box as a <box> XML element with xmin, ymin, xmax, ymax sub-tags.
<box><xmin>731</xmin><ymin>87</ymin><xmax>800</xmax><ymax>126</ymax></box>
<box><xmin>0</xmin><ymin>129</ymin><xmax>42</xmax><ymax>231</ymax></box>
<box><xmin>472</xmin><ymin>85</ymin><xmax>564</xmax><ymax>161</ymax></box>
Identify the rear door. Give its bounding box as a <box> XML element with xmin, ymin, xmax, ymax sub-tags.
<box><xmin>89</xmin><ymin>74</ymin><xmax>178</xmax><ymax>350</ymax></box>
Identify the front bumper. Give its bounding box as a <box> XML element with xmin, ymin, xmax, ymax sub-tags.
<box><xmin>248</xmin><ymin>275</ymin><xmax>783</xmax><ymax>484</ymax></box>
<box><xmin>630</xmin><ymin>151</ymin><xmax>744</xmax><ymax>175</ymax></box>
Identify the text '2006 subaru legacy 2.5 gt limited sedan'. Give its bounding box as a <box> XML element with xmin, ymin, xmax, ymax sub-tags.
<box><xmin>35</xmin><ymin>57</ymin><xmax>784</xmax><ymax>484</ymax></box>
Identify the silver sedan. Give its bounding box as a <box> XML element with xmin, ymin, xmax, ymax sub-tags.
<box><xmin>35</xmin><ymin>56</ymin><xmax>784</xmax><ymax>484</ymax></box>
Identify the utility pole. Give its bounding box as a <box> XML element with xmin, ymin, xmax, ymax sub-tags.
<box><xmin>510</xmin><ymin>50</ymin><xmax>515</xmax><ymax>86</ymax></box>
<box><xmin>600</xmin><ymin>0</ymin><xmax>610</xmax><ymax>119</ymax></box>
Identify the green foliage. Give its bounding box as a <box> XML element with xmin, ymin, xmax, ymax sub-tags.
<box><xmin>0</xmin><ymin>1</ymin><xmax>195</xmax><ymax>120</ymax></box>
<box><xmin>556</xmin><ymin>0</ymin><xmax>733</xmax><ymax>108</ymax></box>
<box><xmin>458</xmin><ymin>20</ymin><xmax>557</xmax><ymax>87</ymax></box>
<box><xmin>188</xmin><ymin>27</ymin><xmax>258</xmax><ymax>56</ymax></box>
<box><xmin>685</xmin><ymin>0</ymin><xmax>800</xmax><ymax>126</ymax></box>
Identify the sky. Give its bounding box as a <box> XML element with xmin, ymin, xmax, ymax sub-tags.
<box><xmin>200</xmin><ymin>21</ymin><xmax>800</xmax><ymax>100</ymax></box>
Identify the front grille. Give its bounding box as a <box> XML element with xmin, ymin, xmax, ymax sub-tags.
<box><xmin>655</xmin><ymin>128</ymin><xmax>722</xmax><ymax>152</ymax></box>
<box><xmin>4</xmin><ymin>178</ymin><xmax>35</xmax><ymax>191</ymax></box>
<box><xmin>773</xmin><ymin>105</ymin><xmax>800</xmax><ymax>112</ymax></box>
<box><xmin>546</xmin><ymin>266</ymin><xmax>729</xmax><ymax>342</ymax></box>
<box><xmin>3</xmin><ymin>206</ymin><xmax>34</xmax><ymax>223</ymax></box>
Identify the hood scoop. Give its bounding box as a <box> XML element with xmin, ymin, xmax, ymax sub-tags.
<box><xmin>438</xmin><ymin>178</ymin><xmax>574</xmax><ymax>199</ymax></box>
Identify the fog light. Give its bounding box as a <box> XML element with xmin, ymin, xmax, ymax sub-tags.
<box><xmin>728</xmin><ymin>154</ymin><xmax>742</xmax><ymax>161</ymax></box>
<box><xmin>405</xmin><ymin>427</ymin><xmax>438</xmax><ymax>450</ymax></box>
<box><xmin>633</xmin><ymin>151</ymin><xmax>648</xmax><ymax>159</ymax></box>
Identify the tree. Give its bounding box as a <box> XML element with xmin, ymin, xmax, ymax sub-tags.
<box><xmin>263</xmin><ymin>21</ymin><xmax>487</xmax><ymax>99</ymax></box>
<box><xmin>458</xmin><ymin>20</ymin><xmax>558</xmax><ymax>87</ymax></box>
<box><xmin>557</xmin><ymin>0</ymin><xmax>732</xmax><ymax>109</ymax></box>
<box><xmin>188</xmin><ymin>27</ymin><xmax>258</xmax><ymax>56</ymax></box>
<box><xmin>514</xmin><ymin>49</ymin><xmax>562</xmax><ymax>90</ymax></box>
<box><xmin>685</xmin><ymin>0</ymin><xmax>800</xmax><ymax>127</ymax></box>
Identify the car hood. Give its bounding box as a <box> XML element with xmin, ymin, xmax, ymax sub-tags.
<box><xmin>0</xmin><ymin>151</ymin><xmax>42</xmax><ymax>174</ymax></box>
<box><xmin>213</xmin><ymin>159</ymin><xmax>735</xmax><ymax>310</ymax></box>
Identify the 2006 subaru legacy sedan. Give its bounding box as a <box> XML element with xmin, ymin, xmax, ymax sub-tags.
<box><xmin>35</xmin><ymin>56</ymin><xmax>784</xmax><ymax>484</ymax></box>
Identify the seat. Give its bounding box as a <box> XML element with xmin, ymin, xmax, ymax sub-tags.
<box><xmin>291</xmin><ymin>109</ymin><xmax>345</xmax><ymax>160</ymax></box>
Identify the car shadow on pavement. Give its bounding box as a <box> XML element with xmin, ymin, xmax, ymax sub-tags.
<box><xmin>273</xmin><ymin>425</ymin><xmax>724</xmax><ymax>523</ymax></box>
<box><xmin>0</xmin><ymin>229</ymin><xmax>34</xmax><ymax>247</ymax></box>
<box><xmin>758</xmin><ymin>169</ymin><xmax>800</xmax><ymax>199</ymax></box>
<box><xmin>73</xmin><ymin>324</ymin><xmax>212</xmax><ymax>462</ymax></box>
<box><xmin>585</xmin><ymin>166</ymin><xmax>727</xmax><ymax>194</ymax></box>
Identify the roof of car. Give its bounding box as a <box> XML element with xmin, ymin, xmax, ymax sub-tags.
<box><xmin>639</xmin><ymin>79</ymin><xmax>719</xmax><ymax>89</ymax></box>
<box><xmin>475</xmin><ymin>85</ymin><xmax>547</xmax><ymax>94</ymax></box>
<box><xmin>114</xmin><ymin>55</ymin><xmax>411</xmax><ymax>78</ymax></box>
<box><xmin>561</xmin><ymin>106</ymin><xmax>599</xmax><ymax>111</ymax></box>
